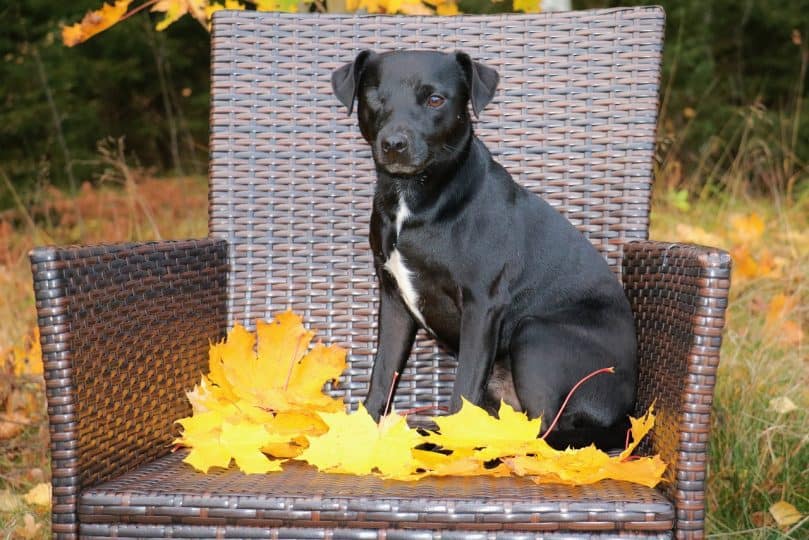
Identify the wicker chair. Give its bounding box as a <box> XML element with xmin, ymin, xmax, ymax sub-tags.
<box><xmin>31</xmin><ymin>7</ymin><xmax>732</xmax><ymax>539</ymax></box>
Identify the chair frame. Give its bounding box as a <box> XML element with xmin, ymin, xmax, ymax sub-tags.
<box><xmin>31</xmin><ymin>7</ymin><xmax>731</xmax><ymax>539</ymax></box>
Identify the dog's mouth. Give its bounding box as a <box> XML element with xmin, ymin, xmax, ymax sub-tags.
<box><xmin>373</xmin><ymin>145</ymin><xmax>430</xmax><ymax>176</ymax></box>
<box><xmin>378</xmin><ymin>160</ymin><xmax>429</xmax><ymax>176</ymax></box>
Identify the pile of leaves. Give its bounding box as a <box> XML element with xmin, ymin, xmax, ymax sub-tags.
<box><xmin>175</xmin><ymin>311</ymin><xmax>666</xmax><ymax>487</ymax></box>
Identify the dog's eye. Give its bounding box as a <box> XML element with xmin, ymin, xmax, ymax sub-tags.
<box><xmin>426</xmin><ymin>94</ymin><xmax>446</xmax><ymax>108</ymax></box>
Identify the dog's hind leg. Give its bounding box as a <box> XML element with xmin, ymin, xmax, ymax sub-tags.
<box><xmin>508</xmin><ymin>316</ymin><xmax>633</xmax><ymax>450</ymax></box>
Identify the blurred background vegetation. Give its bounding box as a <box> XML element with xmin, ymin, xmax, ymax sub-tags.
<box><xmin>2</xmin><ymin>0</ymin><xmax>807</xmax><ymax>208</ymax></box>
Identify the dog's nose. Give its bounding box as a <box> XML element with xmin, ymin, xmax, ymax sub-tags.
<box><xmin>381</xmin><ymin>134</ymin><xmax>408</xmax><ymax>154</ymax></box>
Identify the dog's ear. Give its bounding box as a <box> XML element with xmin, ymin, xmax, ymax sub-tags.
<box><xmin>455</xmin><ymin>51</ymin><xmax>499</xmax><ymax>117</ymax></box>
<box><xmin>331</xmin><ymin>50</ymin><xmax>375</xmax><ymax>116</ymax></box>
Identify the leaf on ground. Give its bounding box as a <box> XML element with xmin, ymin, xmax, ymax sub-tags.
<box><xmin>11</xmin><ymin>327</ymin><xmax>42</xmax><ymax>376</ymax></box>
<box><xmin>729</xmin><ymin>212</ymin><xmax>765</xmax><ymax>245</ymax></box>
<box><xmin>62</xmin><ymin>1</ymin><xmax>132</xmax><ymax>47</ymax></box>
<box><xmin>297</xmin><ymin>405</ymin><xmax>422</xmax><ymax>480</ymax></box>
<box><xmin>0</xmin><ymin>412</ymin><xmax>28</xmax><ymax>440</ymax></box>
<box><xmin>769</xmin><ymin>396</ymin><xmax>798</xmax><ymax>415</ymax></box>
<box><xmin>769</xmin><ymin>500</ymin><xmax>802</xmax><ymax>528</ymax></box>
<box><xmin>675</xmin><ymin>223</ymin><xmax>725</xmax><ymax>248</ymax></box>
<box><xmin>22</xmin><ymin>482</ymin><xmax>51</xmax><ymax>507</ymax></box>
<box><xmin>764</xmin><ymin>293</ymin><xmax>804</xmax><ymax>346</ymax></box>
<box><xmin>15</xmin><ymin>514</ymin><xmax>42</xmax><ymax>540</ymax></box>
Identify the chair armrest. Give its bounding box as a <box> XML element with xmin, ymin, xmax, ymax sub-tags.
<box><xmin>622</xmin><ymin>240</ymin><xmax>731</xmax><ymax>538</ymax></box>
<box><xmin>30</xmin><ymin>239</ymin><xmax>228</xmax><ymax>539</ymax></box>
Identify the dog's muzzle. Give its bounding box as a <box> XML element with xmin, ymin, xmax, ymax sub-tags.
<box><xmin>375</xmin><ymin>128</ymin><xmax>427</xmax><ymax>175</ymax></box>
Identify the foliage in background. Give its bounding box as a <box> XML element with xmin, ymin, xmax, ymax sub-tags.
<box><xmin>3</xmin><ymin>0</ymin><xmax>806</xmax><ymax>211</ymax></box>
<box><xmin>579</xmin><ymin>0</ymin><xmax>809</xmax><ymax>201</ymax></box>
<box><xmin>0</xmin><ymin>1</ymin><xmax>211</xmax><ymax>210</ymax></box>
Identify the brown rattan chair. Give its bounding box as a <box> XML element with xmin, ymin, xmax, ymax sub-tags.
<box><xmin>31</xmin><ymin>7</ymin><xmax>732</xmax><ymax>539</ymax></box>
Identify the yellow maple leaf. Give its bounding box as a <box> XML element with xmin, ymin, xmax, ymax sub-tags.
<box><xmin>422</xmin><ymin>0</ymin><xmax>459</xmax><ymax>15</ymax></box>
<box><xmin>62</xmin><ymin>1</ymin><xmax>132</xmax><ymax>47</ymax></box>
<box><xmin>504</xmin><ymin>405</ymin><xmax>665</xmax><ymax>487</ymax></box>
<box><xmin>414</xmin><ymin>448</ymin><xmax>512</xmax><ymax>477</ymax></box>
<box><xmin>152</xmin><ymin>0</ymin><xmax>210</xmax><ymax>31</ymax></box>
<box><xmin>298</xmin><ymin>405</ymin><xmax>423</xmax><ymax>479</ymax></box>
<box><xmin>731</xmin><ymin>245</ymin><xmax>782</xmax><ymax>282</ymax></box>
<box><xmin>426</xmin><ymin>399</ymin><xmax>553</xmax><ymax>460</ymax></box>
<box><xmin>435</xmin><ymin>2</ymin><xmax>460</xmax><ymax>16</ymax></box>
<box><xmin>513</xmin><ymin>0</ymin><xmax>541</xmax><ymax>14</ymax></box>
<box><xmin>619</xmin><ymin>403</ymin><xmax>655</xmax><ymax>460</ymax></box>
<box><xmin>177</xmin><ymin>410</ymin><xmax>283</xmax><ymax>473</ymax></box>
<box><xmin>176</xmin><ymin>312</ymin><xmax>347</xmax><ymax>467</ymax></box>
<box><xmin>206</xmin><ymin>0</ymin><xmax>246</xmax><ymax>20</ymax></box>
<box><xmin>254</xmin><ymin>0</ymin><xmax>299</xmax><ymax>12</ymax></box>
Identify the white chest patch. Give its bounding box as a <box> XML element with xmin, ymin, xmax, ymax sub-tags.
<box><xmin>384</xmin><ymin>249</ymin><xmax>426</xmax><ymax>328</ymax></box>
<box><xmin>384</xmin><ymin>199</ymin><xmax>427</xmax><ymax>328</ymax></box>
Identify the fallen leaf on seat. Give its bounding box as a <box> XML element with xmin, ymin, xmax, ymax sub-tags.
<box><xmin>425</xmin><ymin>399</ymin><xmax>555</xmax><ymax>462</ymax></box>
<box><xmin>175</xmin><ymin>312</ymin><xmax>346</xmax><ymax>472</ymax></box>
<box><xmin>428</xmin><ymin>401</ymin><xmax>665</xmax><ymax>488</ymax></box>
<box><xmin>176</xmin><ymin>312</ymin><xmax>666</xmax><ymax>487</ymax></box>
<box><xmin>298</xmin><ymin>404</ymin><xmax>423</xmax><ymax>480</ymax></box>
<box><xmin>619</xmin><ymin>403</ymin><xmax>656</xmax><ymax>460</ymax></box>
<box><xmin>769</xmin><ymin>500</ymin><xmax>802</xmax><ymax>528</ymax></box>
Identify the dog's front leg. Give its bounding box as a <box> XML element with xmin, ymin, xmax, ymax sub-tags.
<box><xmin>450</xmin><ymin>285</ymin><xmax>508</xmax><ymax>413</ymax></box>
<box><xmin>365</xmin><ymin>284</ymin><xmax>418</xmax><ymax>421</ymax></box>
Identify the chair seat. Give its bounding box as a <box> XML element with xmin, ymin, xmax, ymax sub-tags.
<box><xmin>78</xmin><ymin>451</ymin><xmax>674</xmax><ymax>539</ymax></box>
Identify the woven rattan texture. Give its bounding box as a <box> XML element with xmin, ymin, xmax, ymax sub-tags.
<box><xmin>209</xmin><ymin>8</ymin><xmax>664</xmax><ymax>419</ymax></box>
<box><xmin>79</xmin><ymin>451</ymin><xmax>674</xmax><ymax>536</ymax></box>
<box><xmin>30</xmin><ymin>240</ymin><xmax>228</xmax><ymax>539</ymax></box>
<box><xmin>622</xmin><ymin>241</ymin><xmax>731</xmax><ymax>538</ymax></box>
<box><xmin>78</xmin><ymin>525</ymin><xmax>673</xmax><ymax>540</ymax></box>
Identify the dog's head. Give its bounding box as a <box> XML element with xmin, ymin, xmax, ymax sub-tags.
<box><xmin>331</xmin><ymin>50</ymin><xmax>499</xmax><ymax>176</ymax></box>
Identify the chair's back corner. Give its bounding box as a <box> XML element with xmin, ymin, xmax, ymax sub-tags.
<box><xmin>208</xmin><ymin>7</ymin><xmax>664</xmax><ymax>413</ymax></box>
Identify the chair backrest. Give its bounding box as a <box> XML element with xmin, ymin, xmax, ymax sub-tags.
<box><xmin>209</xmin><ymin>8</ymin><xmax>664</xmax><ymax>416</ymax></box>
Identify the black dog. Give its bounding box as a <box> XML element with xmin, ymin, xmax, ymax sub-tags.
<box><xmin>332</xmin><ymin>50</ymin><xmax>637</xmax><ymax>449</ymax></box>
